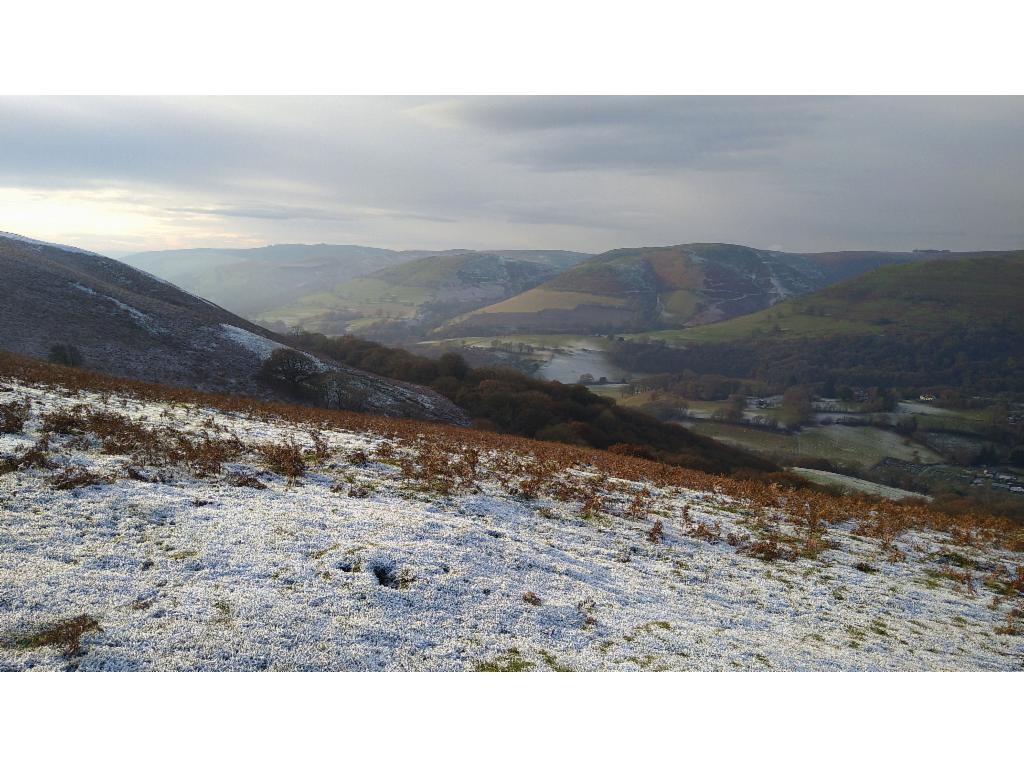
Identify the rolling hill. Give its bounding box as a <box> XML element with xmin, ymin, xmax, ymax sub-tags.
<box><xmin>438</xmin><ymin>243</ymin><xmax>962</xmax><ymax>337</ymax></box>
<box><xmin>641</xmin><ymin>251</ymin><xmax>1024</xmax><ymax>345</ymax></box>
<box><xmin>259</xmin><ymin>249</ymin><xmax>592</xmax><ymax>339</ymax></box>
<box><xmin>121</xmin><ymin>243</ymin><xmax>438</xmax><ymax>318</ymax></box>
<box><xmin>608</xmin><ymin>251</ymin><xmax>1024</xmax><ymax>392</ymax></box>
<box><xmin>0</xmin><ymin>232</ymin><xmax>466</xmax><ymax>423</ymax></box>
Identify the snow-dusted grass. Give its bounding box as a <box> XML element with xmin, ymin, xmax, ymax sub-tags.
<box><xmin>1</xmin><ymin>379</ymin><xmax>1022</xmax><ymax>671</ymax></box>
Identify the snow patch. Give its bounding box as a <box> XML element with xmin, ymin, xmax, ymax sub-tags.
<box><xmin>219</xmin><ymin>324</ymin><xmax>288</xmax><ymax>360</ymax></box>
<box><xmin>0</xmin><ymin>379</ymin><xmax>1021</xmax><ymax>671</ymax></box>
<box><xmin>106</xmin><ymin>296</ymin><xmax>162</xmax><ymax>335</ymax></box>
<box><xmin>70</xmin><ymin>281</ymin><xmax>96</xmax><ymax>295</ymax></box>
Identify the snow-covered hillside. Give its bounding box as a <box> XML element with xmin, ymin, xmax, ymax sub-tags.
<box><xmin>2</xmin><ymin>376</ymin><xmax>1022</xmax><ymax>671</ymax></box>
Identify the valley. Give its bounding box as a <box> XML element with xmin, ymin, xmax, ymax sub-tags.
<box><xmin>4</xmin><ymin>229</ymin><xmax>1023</xmax><ymax>672</ymax></box>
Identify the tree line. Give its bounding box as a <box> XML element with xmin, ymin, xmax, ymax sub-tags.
<box><xmin>607</xmin><ymin>321</ymin><xmax>1024</xmax><ymax>397</ymax></box>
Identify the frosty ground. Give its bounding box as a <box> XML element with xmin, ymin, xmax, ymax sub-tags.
<box><xmin>1</xmin><ymin>379</ymin><xmax>1022</xmax><ymax>671</ymax></box>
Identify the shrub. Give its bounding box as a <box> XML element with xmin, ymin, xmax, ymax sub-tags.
<box><xmin>50</xmin><ymin>466</ymin><xmax>106</xmax><ymax>490</ymax></box>
<box><xmin>648</xmin><ymin>519</ymin><xmax>664</xmax><ymax>543</ymax></box>
<box><xmin>40</xmin><ymin>406</ymin><xmax>90</xmax><ymax>434</ymax></box>
<box><xmin>13</xmin><ymin>614</ymin><xmax>100</xmax><ymax>657</ymax></box>
<box><xmin>0</xmin><ymin>399</ymin><xmax>30</xmax><ymax>433</ymax></box>
<box><xmin>309</xmin><ymin>431</ymin><xmax>331</xmax><ymax>463</ymax></box>
<box><xmin>178</xmin><ymin>435</ymin><xmax>242</xmax><ymax>477</ymax></box>
<box><xmin>627</xmin><ymin>488</ymin><xmax>654</xmax><ymax>519</ymax></box>
<box><xmin>257</xmin><ymin>440</ymin><xmax>306</xmax><ymax>481</ymax></box>
<box><xmin>739</xmin><ymin>537</ymin><xmax>798</xmax><ymax>562</ymax></box>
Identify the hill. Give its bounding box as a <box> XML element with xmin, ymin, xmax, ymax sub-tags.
<box><xmin>609</xmin><ymin>252</ymin><xmax>1024</xmax><ymax>393</ymax></box>
<box><xmin>121</xmin><ymin>243</ymin><xmax>435</xmax><ymax>318</ymax></box>
<box><xmin>438</xmin><ymin>243</ymin><xmax>966</xmax><ymax>337</ymax></box>
<box><xmin>2</xmin><ymin>356</ymin><xmax>1021</xmax><ymax>670</ymax></box>
<box><xmin>260</xmin><ymin>249</ymin><xmax>591</xmax><ymax>339</ymax></box>
<box><xmin>0</xmin><ymin>232</ymin><xmax>465</xmax><ymax>423</ymax></box>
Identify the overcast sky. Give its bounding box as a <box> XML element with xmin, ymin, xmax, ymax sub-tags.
<box><xmin>2</xmin><ymin>96</ymin><xmax>1022</xmax><ymax>256</ymax></box>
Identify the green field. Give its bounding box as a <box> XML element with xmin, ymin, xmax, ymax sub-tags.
<box><xmin>686</xmin><ymin>421</ymin><xmax>944</xmax><ymax>470</ymax></box>
<box><xmin>473</xmin><ymin>288</ymin><xmax>627</xmax><ymax>314</ymax></box>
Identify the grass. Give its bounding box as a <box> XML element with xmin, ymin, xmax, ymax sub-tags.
<box><xmin>474</xmin><ymin>647</ymin><xmax>536</xmax><ymax>672</ymax></box>
<box><xmin>537</xmin><ymin>649</ymin><xmax>573</xmax><ymax>671</ymax></box>
<box><xmin>9</xmin><ymin>614</ymin><xmax>101</xmax><ymax>657</ymax></box>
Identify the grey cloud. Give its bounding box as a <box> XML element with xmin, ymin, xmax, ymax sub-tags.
<box><xmin>430</xmin><ymin>96</ymin><xmax>836</xmax><ymax>172</ymax></box>
<box><xmin>2</xmin><ymin>96</ymin><xmax>1023</xmax><ymax>254</ymax></box>
<box><xmin>480</xmin><ymin>199</ymin><xmax>651</xmax><ymax>231</ymax></box>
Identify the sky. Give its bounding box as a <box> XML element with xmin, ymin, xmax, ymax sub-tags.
<box><xmin>1</xmin><ymin>96</ymin><xmax>1023</xmax><ymax>257</ymax></box>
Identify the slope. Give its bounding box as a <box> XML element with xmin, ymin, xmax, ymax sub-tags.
<box><xmin>1</xmin><ymin>362</ymin><xmax>1021</xmax><ymax>670</ymax></box>
<box><xmin>0</xmin><ymin>232</ymin><xmax>465</xmax><ymax>423</ymax></box>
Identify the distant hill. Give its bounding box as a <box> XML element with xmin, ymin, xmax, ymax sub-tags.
<box><xmin>121</xmin><ymin>243</ymin><xmax>436</xmax><ymax>317</ymax></box>
<box><xmin>609</xmin><ymin>251</ymin><xmax>1024</xmax><ymax>393</ymax></box>
<box><xmin>438</xmin><ymin>243</ymin><xmax>960</xmax><ymax>337</ymax></box>
<box><xmin>0</xmin><ymin>233</ymin><xmax>466</xmax><ymax>423</ymax></box>
<box><xmin>644</xmin><ymin>251</ymin><xmax>1024</xmax><ymax>345</ymax></box>
<box><xmin>259</xmin><ymin>249</ymin><xmax>592</xmax><ymax>339</ymax></box>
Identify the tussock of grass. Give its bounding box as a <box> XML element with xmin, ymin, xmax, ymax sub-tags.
<box><xmin>474</xmin><ymin>648</ymin><xmax>536</xmax><ymax>672</ymax></box>
<box><xmin>10</xmin><ymin>614</ymin><xmax>101</xmax><ymax>657</ymax></box>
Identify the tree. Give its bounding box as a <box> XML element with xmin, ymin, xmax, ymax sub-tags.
<box><xmin>258</xmin><ymin>349</ymin><xmax>320</xmax><ymax>394</ymax></box>
<box><xmin>48</xmin><ymin>344</ymin><xmax>83</xmax><ymax>367</ymax></box>
<box><xmin>712</xmin><ymin>394</ymin><xmax>746</xmax><ymax>423</ymax></box>
<box><xmin>438</xmin><ymin>351</ymin><xmax>469</xmax><ymax>380</ymax></box>
<box><xmin>780</xmin><ymin>386</ymin><xmax>813</xmax><ymax>426</ymax></box>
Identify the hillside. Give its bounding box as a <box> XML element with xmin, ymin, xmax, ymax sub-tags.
<box><xmin>122</xmin><ymin>243</ymin><xmax>434</xmax><ymax>317</ymax></box>
<box><xmin>2</xmin><ymin>358</ymin><xmax>1023</xmax><ymax>670</ymax></box>
<box><xmin>610</xmin><ymin>252</ymin><xmax>1024</xmax><ymax>392</ymax></box>
<box><xmin>0</xmin><ymin>233</ymin><xmax>465</xmax><ymax>423</ymax></box>
<box><xmin>438</xmin><ymin>244</ymin><xmax>966</xmax><ymax>337</ymax></box>
<box><xmin>260</xmin><ymin>249</ymin><xmax>591</xmax><ymax>339</ymax></box>
<box><xmin>286</xmin><ymin>332</ymin><xmax>778</xmax><ymax>477</ymax></box>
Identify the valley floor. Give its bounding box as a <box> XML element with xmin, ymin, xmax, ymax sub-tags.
<box><xmin>1</xmin><ymin>379</ymin><xmax>1022</xmax><ymax>671</ymax></box>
